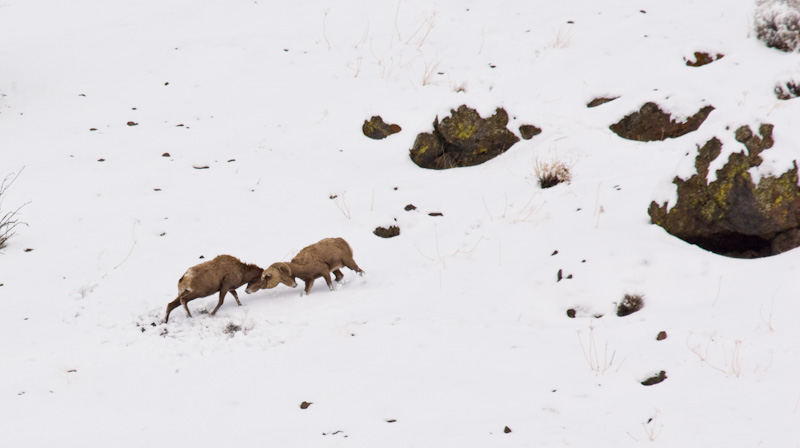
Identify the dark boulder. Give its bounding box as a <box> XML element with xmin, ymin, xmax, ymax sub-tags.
<box><xmin>519</xmin><ymin>124</ymin><xmax>542</xmax><ymax>140</ymax></box>
<box><xmin>610</xmin><ymin>102</ymin><xmax>714</xmax><ymax>142</ymax></box>
<box><xmin>374</xmin><ymin>225</ymin><xmax>400</xmax><ymax>238</ymax></box>
<box><xmin>410</xmin><ymin>105</ymin><xmax>519</xmax><ymax>169</ymax></box>
<box><xmin>685</xmin><ymin>52</ymin><xmax>724</xmax><ymax>67</ymax></box>
<box><xmin>587</xmin><ymin>97</ymin><xmax>618</xmax><ymax>108</ymax></box>
<box><xmin>648</xmin><ymin>124</ymin><xmax>800</xmax><ymax>257</ymax></box>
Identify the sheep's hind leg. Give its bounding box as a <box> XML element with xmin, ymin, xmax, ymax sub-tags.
<box><xmin>178</xmin><ymin>291</ymin><xmax>193</xmax><ymax>318</ymax></box>
<box><xmin>229</xmin><ymin>289</ymin><xmax>242</xmax><ymax>306</ymax></box>
<box><xmin>211</xmin><ymin>289</ymin><xmax>228</xmax><ymax>316</ymax></box>
<box><xmin>180</xmin><ymin>297</ymin><xmax>192</xmax><ymax>317</ymax></box>
<box><xmin>164</xmin><ymin>299</ymin><xmax>181</xmax><ymax>323</ymax></box>
<box><xmin>333</xmin><ymin>269</ymin><xmax>344</xmax><ymax>282</ymax></box>
<box><xmin>344</xmin><ymin>258</ymin><xmax>365</xmax><ymax>275</ymax></box>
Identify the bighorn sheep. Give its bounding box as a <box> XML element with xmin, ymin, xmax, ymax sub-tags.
<box><xmin>164</xmin><ymin>255</ymin><xmax>264</xmax><ymax>323</ymax></box>
<box><xmin>255</xmin><ymin>237</ymin><xmax>364</xmax><ymax>295</ymax></box>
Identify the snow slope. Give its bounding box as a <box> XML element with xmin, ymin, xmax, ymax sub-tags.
<box><xmin>2</xmin><ymin>0</ymin><xmax>800</xmax><ymax>446</ymax></box>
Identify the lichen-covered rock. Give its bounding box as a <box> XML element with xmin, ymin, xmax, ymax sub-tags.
<box><xmin>610</xmin><ymin>102</ymin><xmax>714</xmax><ymax>142</ymax></box>
<box><xmin>648</xmin><ymin>124</ymin><xmax>800</xmax><ymax>257</ymax></box>
<box><xmin>363</xmin><ymin>116</ymin><xmax>402</xmax><ymax>139</ymax></box>
<box><xmin>409</xmin><ymin>132</ymin><xmax>444</xmax><ymax>168</ymax></box>
<box><xmin>409</xmin><ymin>105</ymin><xmax>520</xmax><ymax>169</ymax></box>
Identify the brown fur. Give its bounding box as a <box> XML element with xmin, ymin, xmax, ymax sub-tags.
<box><xmin>164</xmin><ymin>255</ymin><xmax>263</xmax><ymax>323</ymax></box>
<box><xmin>260</xmin><ymin>237</ymin><xmax>364</xmax><ymax>295</ymax></box>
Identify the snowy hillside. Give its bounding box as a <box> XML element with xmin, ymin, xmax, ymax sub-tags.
<box><xmin>2</xmin><ymin>0</ymin><xmax>800</xmax><ymax>446</ymax></box>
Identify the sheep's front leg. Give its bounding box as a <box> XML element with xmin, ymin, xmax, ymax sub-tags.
<box><xmin>303</xmin><ymin>278</ymin><xmax>315</xmax><ymax>295</ymax></box>
<box><xmin>333</xmin><ymin>269</ymin><xmax>344</xmax><ymax>282</ymax></box>
<box><xmin>211</xmin><ymin>289</ymin><xmax>227</xmax><ymax>316</ymax></box>
<box><xmin>229</xmin><ymin>289</ymin><xmax>242</xmax><ymax>306</ymax></box>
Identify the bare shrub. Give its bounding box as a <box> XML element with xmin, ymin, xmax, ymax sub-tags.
<box><xmin>451</xmin><ymin>81</ymin><xmax>468</xmax><ymax>93</ymax></box>
<box><xmin>577</xmin><ymin>322</ymin><xmax>616</xmax><ymax>375</ymax></box>
<box><xmin>617</xmin><ymin>293</ymin><xmax>645</xmax><ymax>317</ymax></box>
<box><xmin>550</xmin><ymin>28</ymin><xmax>573</xmax><ymax>49</ymax></box>
<box><xmin>422</xmin><ymin>59</ymin><xmax>440</xmax><ymax>86</ymax></box>
<box><xmin>755</xmin><ymin>0</ymin><xmax>800</xmax><ymax>52</ymax></box>
<box><xmin>775</xmin><ymin>72</ymin><xmax>800</xmax><ymax>99</ymax></box>
<box><xmin>0</xmin><ymin>168</ymin><xmax>28</xmax><ymax>249</ymax></box>
<box><xmin>533</xmin><ymin>158</ymin><xmax>572</xmax><ymax>189</ymax></box>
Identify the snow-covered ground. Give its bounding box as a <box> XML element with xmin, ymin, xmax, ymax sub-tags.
<box><xmin>2</xmin><ymin>0</ymin><xmax>800</xmax><ymax>445</ymax></box>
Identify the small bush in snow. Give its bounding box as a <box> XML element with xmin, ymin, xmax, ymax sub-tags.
<box><xmin>617</xmin><ymin>293</ymin><xmax>645</xmax><ymax>317</ymax></box>
<box><xmin>775</xmin><ymin>76</ymin><xmax>800</xmax><ymax>99</ymax></box>
<box><xmin>0</xmin><ymin>169</ymin><xmax>27</xmax><ymax>250</ymax></box>
<box><xmin>534</xmin><ymin>158</ymin><xmax>572</xmax><ymax>189</ymax></box>
<box><xmin>755</xmin><ymin>0</ymin><xmax>800</xmax><ymax>52</ymax></box>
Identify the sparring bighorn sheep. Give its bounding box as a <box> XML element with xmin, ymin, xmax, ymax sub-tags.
<box><xmin>164</xmin><ymin>255</ymin><xmax>264</xmax><ymax>323</ymax></box>
<box><xmin>251</xmin><ymin>237</ymin><xmax>364</xmax><ymax>295</ymax></box>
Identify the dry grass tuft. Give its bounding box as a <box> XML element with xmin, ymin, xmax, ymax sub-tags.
<box><xmin>533</xmin><ymin>157</ymin><xmax>573</xmax><ymax>189</ymax></box>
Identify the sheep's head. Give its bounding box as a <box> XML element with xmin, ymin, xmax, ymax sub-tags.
<box><xmin>262</xmin><ymin>262</ymin><xmax>297</xmax><ymax>289</ymax></box>
<box><xmin>245</xmin><ymin>277</ymin><xmax>268</xmax><ymax>294</ymax></box>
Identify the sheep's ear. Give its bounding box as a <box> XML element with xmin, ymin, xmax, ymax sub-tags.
<box><xmin>278</xmin><ymin>263</ymin><xmax>292</xmax><ymax>276</ymax></box>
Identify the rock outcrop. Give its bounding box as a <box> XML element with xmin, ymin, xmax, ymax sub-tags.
<box><xmin>410</xmin><ymin>105</ymin><xmax>520</xmax><ymax>169</ymax></box>
<box><xmin>649</xmin><ymin>124</ymin><xmax>800</xmax><ymax>257</ymax></box>
<box><xmin>610</xmin><ymin>102</ymin><xmax>714</xmax><ymax>142</ymax></box>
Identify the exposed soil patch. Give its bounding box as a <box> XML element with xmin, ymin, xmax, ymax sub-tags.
<box><xmin>609</xmin><ymin>102</ymin><xmax>714</xmax><ymax>141</ymax></box>
<box><xmin>223</xmin><ymin>322</ymin><xmax>242</xmax><ymax>335</ymax></box>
